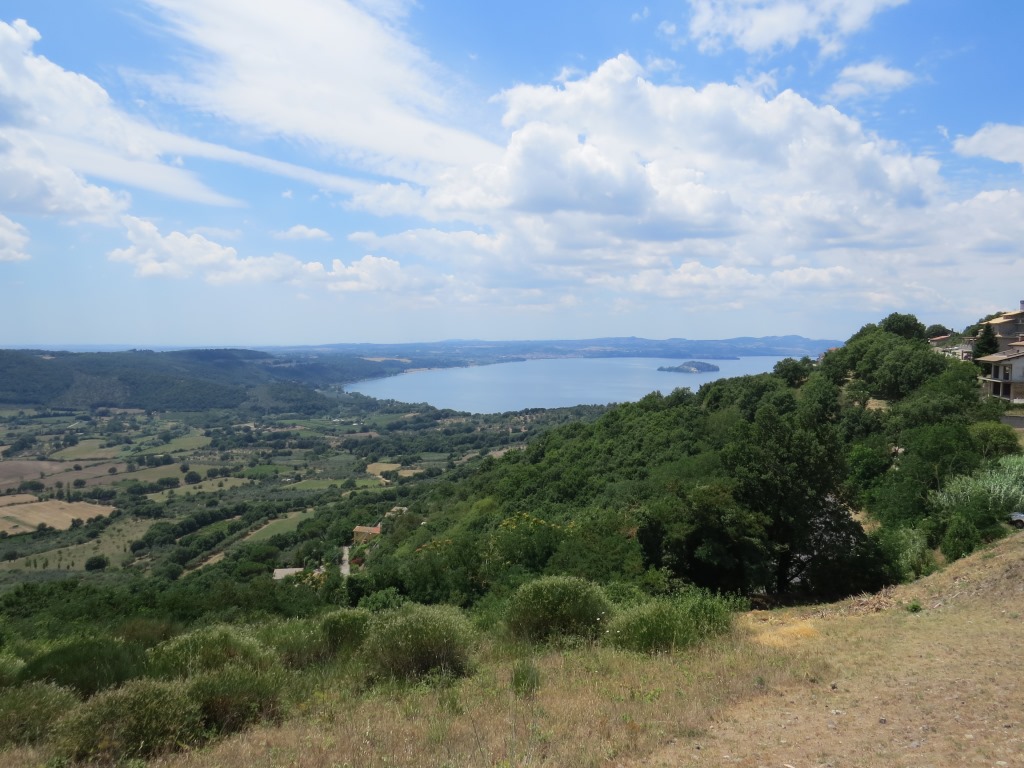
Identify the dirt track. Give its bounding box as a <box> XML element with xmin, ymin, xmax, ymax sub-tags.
<box><xmin>640</xmin><ymin>535</ymin><xmax>1024</xmax><ymax>768</ymax></box>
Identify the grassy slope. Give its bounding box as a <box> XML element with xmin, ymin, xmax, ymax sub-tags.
<box><xmin>5</xmin><ymin>534</ymin><xmax>1018</xmax><ymax>768</ymax></box>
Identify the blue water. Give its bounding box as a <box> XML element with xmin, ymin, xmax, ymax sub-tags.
<box><xmin>346</xmin><ymin>356</ymin><xmax>784</xmax><ymax>413</ymax></box>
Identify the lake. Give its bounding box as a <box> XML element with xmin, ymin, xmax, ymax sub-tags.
<box><xmin>346</xmin><ymin>356</ymin><xmax>785</xmax><ymax>413</ymax></box>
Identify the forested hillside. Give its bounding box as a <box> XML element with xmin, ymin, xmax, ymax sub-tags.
<box><xmin>331</xmin><ymin>314</ymin><xmax>1016</xmax><ymax>607</ymax></box>
<box><xmin>0</xmin><ymin>348</ymin><xmax>434</xmax><ymax>410</ymax></box>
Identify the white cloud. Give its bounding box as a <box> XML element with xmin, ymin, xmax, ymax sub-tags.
<box><xmin>954</xmin><ymin>124</ymin><xmax>1024</xmax><ymax>168</ymax></box>
<box><xmin>318</xmin><ymin>255</ymin><xmax>413</xmax><ymax>293</ymax></box>
<box><xmin>138</xmin><ymin>0</ymin><xmax>501</xmax><ymax>182</ymax></box>
<box><xmin>0</xmin><ymin>17</ymin><xmax>365</xmax><ymax>217</ymax></box>
<box><xmin>339</xmin><ymin>54</ymin><xmax>1024</xmax><ymax>319</ymax></box>
<box><xmin>0</xmin><ymin>214</ymin><xmax>30</xmax><ymax>262</ymax></box>
<box><xmin>109</xmin><ymin>216</ymin><xmax>304</xmax><ymax>283</ymax></box>
<box><xmin>686</xmin><ymin>0</ymin><xmax>908</xmax><ymax>56</ymax></box>
<box><xmin>109</xmin><ymin>216</ymin><xmax>443</xmax><ymax>295</ymax></box>
<box><xmin>0</xmin><ymin>131</ymin><xmax>129</xmax><ymax>222</ymax></box>
<box><xmin>274</xmin><ymin>225</ymin><xmax>332</xmax><ymax>241</ymax></box>
<box><xmin>828</xmin><ymin>60</ymin><xmax>915</xmax><ymax>101</ymax></box>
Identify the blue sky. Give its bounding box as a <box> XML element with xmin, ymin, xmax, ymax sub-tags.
<box><xmin>2</xmin><ymin>0</ymin><xmax>1023</xmax><ymax>346</ymax></box>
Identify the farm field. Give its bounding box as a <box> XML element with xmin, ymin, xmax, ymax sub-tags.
<box><xmin>146</xmin><ymin>476</ymin><xmax>249</xmax><ymax>501</ymax></box>
<box><xmin>50</xmin><ymin>439</ymin><xmax>122</xmax><ymax>460</ymax></box>
<box><xmin>0</xmin><ymin>499</ymin><xmax>116</xmax><ymax>536</ymax></box>
<box><xmin>0</xmin><ymin>516</ymin><xmax>151</xmax><ymax>574</ymax></box>
<box><xmin>244</xmin><ymin>509</ymin><xmax>315</xmax><ymax>543</ymax></box>
<box><xmin>0</xmin><ymin>494</ymin><xmax>39</xmax><ymax>508</ymax></box>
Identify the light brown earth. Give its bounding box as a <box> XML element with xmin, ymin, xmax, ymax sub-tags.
<box><xmin>0</xmin><ymin>499</ymin><xmax>117</xmax><ymax>535</ymax></box>
<box><xmin>636</xmin><ymin>536</ymin><xmax>1024</xmax><ymax>768</ymax></box>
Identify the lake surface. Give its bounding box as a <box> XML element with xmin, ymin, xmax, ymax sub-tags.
<box><xmin>346</xmin><ymin>356</ymin><xmax>785</xmax><ymax>413</ymax></box>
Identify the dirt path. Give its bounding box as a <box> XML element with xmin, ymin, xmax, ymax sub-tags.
<box><xmin>640</xmin><ymin>539</ymin><xmax>1024</xmax><ymax>768</ymax></box>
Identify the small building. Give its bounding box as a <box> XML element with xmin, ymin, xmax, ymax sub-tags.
<box><xmin>352</xmin><ymin>524</ymin><xmax>382</xmax><ymax>544</ymax></box>
<box><xmin>977</xmin><ymin>345</ymin><xmax>1024</xmax><ymax>403</ymax></box>
<box><xmin>980</xmin><ymin>301</ymin><xmax>1024</xmax><ymax>353</ymax></box>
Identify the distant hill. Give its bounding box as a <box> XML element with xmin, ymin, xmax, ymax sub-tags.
<box><xmin>266</xmin><ymin>334</ymin><xmax>841</xmax><ymax>362</ymax></box>
<box><xmin>0</xmin><ymin>335</ymin><xmax>839</xmax><ymax>410</ymax></box>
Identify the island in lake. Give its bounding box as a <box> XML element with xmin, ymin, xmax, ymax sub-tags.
<box><xmin>658</xmin><ymin>360</ymin><xmax>721</xmax><ymax>373</ymax></box>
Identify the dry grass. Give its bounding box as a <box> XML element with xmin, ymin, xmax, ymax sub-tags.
<box><xmin>4</xmin><ymin>535</ymin><xmax>1023</xmax><ymax>768</ymax></box>
<box><xmin>0</xmin><ymin>500</ymin><xmax>116</xmax><ymax>535</ymax></box>
<box><xmin>0</xmin><ymin>494</ymin><xmax>39</xmax><ymax>508</ymax></box>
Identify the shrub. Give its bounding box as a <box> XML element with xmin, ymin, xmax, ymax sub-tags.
<box><xmin>187</xmin><ymin>662</ymin><xmax>285</xmax><ymax>734</ymax></box>
<box><xmin>321</xmin><ymin>607</ymin><xmax>372</xmax><ymax>653</ymax></box>
<box><xmin>358</xmin><ymin>586</ymin><xmax>408</xmax><ymax>612</ymax></box>
<box><xmin>505</xmin><ymin>576</ymin><xmax>611</xmax><ymax>642</ymax></box>
<box><xmin>256</xmin><ymin>618</ymin><xmax>330</xmax><ymax>669</ymax></box>
<box><xmin>361</xmin><ymin>603</ymin><xmax>475</xmax><ymax>680</ymax></box>
<box><xmin>17</xmin><ymin>637</ymin><xmax>147</xmax><ymax>697</ymax></box>
<box><xmin>603</xmin><ymin>590</ymin><xmax>734</xmax><ymax>654</ymax></box>
<box><xmin>0</xmin><ymin>650</ymin><xmax>25</xmax><ymax>688</ymax></box>
<box><xmin>148</xmin><ymin>624</ymin><xmax>275</xmax><ymax>678</ymax></box>
<box><xmin>0</xmin><ymin>681</ymin><xmax>78</xmax><ymax>746</ymax></box>
<box><xmin>52</xmin><ymin>678</ymin><xmax>202</xmax><ymax>763</ymax></box>
<box><xmin>941</xmin><ymin>513</ymin><xmax>982</xmax><ymax>562</ymax></box>
<box><xmin>84</xmin><ymin>554</ymin><xmax>109</xmax><ymax>571</ymax></box>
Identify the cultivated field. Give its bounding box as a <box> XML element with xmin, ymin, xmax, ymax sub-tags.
<box><xmin>0</xmin><ymin>494</ymin><xmax>39</xmax><ymax>508</ymax></box>
<box><xmin>0</xmin><ymin>499</ymin><xmax>116</xmax><ymax>536</ymax></box>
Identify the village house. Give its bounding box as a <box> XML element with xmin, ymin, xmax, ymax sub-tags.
<box><xmin>977</xmin><ymin>343</ymin><xmax>1024</xmax><ymax>403</ymax></box>
<box><xmin>980</xmin><ymin>301</ymin><xmax>1024</xmax><ymax>352</ymax></box>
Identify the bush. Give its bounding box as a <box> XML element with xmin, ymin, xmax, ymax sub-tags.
<box><xmin>148</xmin><ymin>624</ymin><xmax>275</xmax><ymax>678</ymax></box>
<box><xmin>505</xmin><ymin>576</ymin><xmax>611</xmax><ymax>642</ymax></box>
<box><xmin>187</xmin><ymin>662</ymin><xmax>285</xmax><ymax>734</ymax></box>
<box><xmin>321</xmin><ymin>607</ymin><xmax>372</xmax><ymax>654</ymax></box>
<box><xmin>84</xmin><ymin>554</ymin><xmax>109</xmax><ymax>571</ymax></box>
<box><xmin>603</xmin><ymin>590</ymin><xmax>734</xmax><ymax>653</ymax></box>
<box><xmin>256</xmin><ymin>618</ymin><xmax>330</xmax><ymax>669</ymax></box>
<box><xmin>361</xmin><ymin>603</ymin><xmax>475</xmax><ymax>680</ymax></box>
<box><xmin>18</xmin><ymin>637</ymin><xmax>147</xmax><ymax>697</ymax></box>
<box><xmin>52</xmin><ymin>678</ymin><xmax>202</xmax><ymax>763</ymax></box>
<box><xmin>0</xmin><ymin>681</ymin><xmax>78</xmax><ymax>746</ymax></box>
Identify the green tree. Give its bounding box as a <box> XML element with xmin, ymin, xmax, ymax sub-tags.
<box><xmin>973</xmin><ymin>322</ymin><xmax>999</xmax><ymax>362</ymax></box>
<box><xmin>879</xmin><ymin>312</ymin><xmax>927</xmax><ymax>341</ymax></box>
<box><xmin>84</xmin><ymin>555</ymin><xmax>110</xmax><ymax>571</ymax></box>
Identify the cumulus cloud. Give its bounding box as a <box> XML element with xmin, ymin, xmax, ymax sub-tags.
<box><xmin>109</xmin><ymin>216</ymin><xmax>439</xmax><ymax>294</ymax></box>
<box><xmin>109</xmin><ymin>216</ymin><xmax>305</xmax><ymax>283</ymax></box>
<box><xmin>954</xmin><ymin>124</ymin><xmax>1024</xmax><ymax>168</ymax></box>
<box><xmin>336</xmin><ymin>53</ymin><xmax>1024</xmax><ymax>320</ymax></box>
<box><xmin>686</xmin><ymin>0</ymin><xmax>908</xmax><ymax>56</ymax></box>
<box><xmin>828</xmin><ymin>60</ymin><xmax>915</xmax><ymax>101</ymax></box>
<box><xmin>0</xmin><ymin>214</ymin><xmax>30</xmax><ymax>262</ymax></box>
<box><xmin>274</xmin><ymin>225</ymin><xmax>332</xmax><ymax>241</ymax></box>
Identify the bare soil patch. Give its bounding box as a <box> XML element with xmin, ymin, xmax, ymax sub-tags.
<box><xmin>0</xmin><ymin>460</ymin><xmax>68</xmax><ymax>486</ymax></box>
<box><xmin>638</xmin><ymin>533</ymin><xmax>1024</xmax><ymax>768</ymax></box>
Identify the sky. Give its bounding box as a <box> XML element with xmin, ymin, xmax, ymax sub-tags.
<box><xmin>2</xmin><ymin>0</ymin><xmax>1023</xmax><ymax>347</ymax></box>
